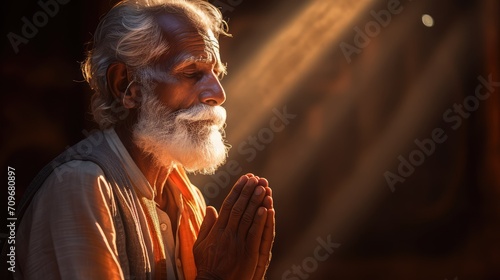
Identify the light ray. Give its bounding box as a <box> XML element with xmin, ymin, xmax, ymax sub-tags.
<box><xmin>223</xmin><ymin>0</ymin><xmax>374</xmax><ymax>145</ymax></box>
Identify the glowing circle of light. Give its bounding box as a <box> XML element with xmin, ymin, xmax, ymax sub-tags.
<box><xmin>422</xmin><ymin>14</ymin><xmax>434</xmax><ymax>27</ymax></box>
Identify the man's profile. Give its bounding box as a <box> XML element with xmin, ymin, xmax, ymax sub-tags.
<box><xmin>13</xmin><ymin>0</ymin><xmax>275</xmax><ymax>279</ymax></box>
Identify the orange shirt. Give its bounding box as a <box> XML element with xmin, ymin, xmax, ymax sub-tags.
<box><xmin>169</xmin><ymin>167</ymin><xmax>206</xmax><ymax>280</ymax></box>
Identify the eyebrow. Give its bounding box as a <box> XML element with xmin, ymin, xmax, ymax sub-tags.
<box><xmin>172</xmin><ymin>54</ymin><xmax>227</xmax><ymax>75</ymax></box>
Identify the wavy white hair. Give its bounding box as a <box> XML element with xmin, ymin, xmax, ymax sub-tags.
<box><xmin>81</xmin><ymin>0</ymin><xmax>229</xmax><ymax>129</ymax></box>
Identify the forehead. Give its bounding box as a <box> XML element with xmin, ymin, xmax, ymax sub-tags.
<box><xmin>155</xmin><ymin>12</ymin><xmax>220</xmax><ymax>68</ymax></box>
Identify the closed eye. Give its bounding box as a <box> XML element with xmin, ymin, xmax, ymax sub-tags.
<box><xmin>183</xmin><ymin>71</ymin><xmax>202</xmax><ymax>79</ymax></box>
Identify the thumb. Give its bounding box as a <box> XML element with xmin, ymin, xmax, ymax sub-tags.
<box><xmin>196</xmin><ymin>206</ymin><xmax>218</xmax><ymax>243</ymax></box>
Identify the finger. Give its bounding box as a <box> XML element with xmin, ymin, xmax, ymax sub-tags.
<box><xmin>195</xmin><ymin>206</ymin><xmax>218</xmax><ymax>246</ymax></box>
<box><xmin>237</xmin><ymin>185</ymin><xmax>266</xmax><ymax>238</ymax></box>
<box><xmin>253</xmin><ymin>209</ymin><xmax>275</xmax><ymax>280</ymax></box>
<box><xmin>257</xmin><ymin>177</ymin><xmax>269</xmax><ymax>189</ymax></box>
<box><xmin>225</xmin><ymin>177</ymin><xmax>260</xmax><ymax>232</ymax></box>
<box><xmin>246</xmin><ymin>207</ymin><xmax>268</xmax><ymax>255</ymax></box>
<box><xmin>264</xmin><ymin>186</ymin><xmax>272</xmax><ymax>197</ymax></box>
<box><xmin>214</xmin><ymin>175</ymin><xmax>249</xmax><ymax>229</ymax></box>
<box><xmin>262</xmin><ymin>195</ymin><xmax>273</xmax><ymax>210</ymax></box>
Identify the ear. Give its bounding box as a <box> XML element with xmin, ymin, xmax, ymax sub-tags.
<box><xmin>106</xmin><ymin>62</ymin><xmax>139</xmax><ymax>109</ymax></box>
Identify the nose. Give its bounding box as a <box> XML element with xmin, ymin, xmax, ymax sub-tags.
<box><xmin>199</xmin><ymin>73</ymin><xmax>226</xmax><ymax>106</ymax></box>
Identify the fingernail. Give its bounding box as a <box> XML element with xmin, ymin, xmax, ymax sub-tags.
<box><xmin>254</xmin><ymin>186</ymin><xmax>263</xmax><ymax>196</ymax></box>
<box><xmin>258</xmin><ymin>207</ymin><xmax>265</xmax><ymax>216</ymax></box>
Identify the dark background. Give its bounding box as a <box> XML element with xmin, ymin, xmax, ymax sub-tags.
<box><xmin>2</xmin><ymin>0</ymin><xmax>499</xmax><ymax>279</ymax></box>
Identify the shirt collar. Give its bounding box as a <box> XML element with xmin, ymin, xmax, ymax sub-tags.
<box><xmin>103</xmin><ymin>128</ymin><xmax>155</xmax><ymax>200</ymax></box>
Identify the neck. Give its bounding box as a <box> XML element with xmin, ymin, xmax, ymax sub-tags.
<box><xmin>114</xmin><ymin>123</ymin><xmax>173</xmax><ymax>209</ymax></box>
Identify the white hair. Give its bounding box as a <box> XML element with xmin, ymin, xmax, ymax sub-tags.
<box><xmin>81</xmin><ymin>0</ymin><xmax>229</xmax><ymax>129</ymax></box>
<box><xmin>133</xmin><ymin>81</ymin><xmax>229</xmax><ymax>174</ymax></box>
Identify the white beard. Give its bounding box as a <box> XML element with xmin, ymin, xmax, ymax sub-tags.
<box><xmin>133</xmin><ymin>90</ymin><xmax>229</xmax><ymax>174</ymax></box>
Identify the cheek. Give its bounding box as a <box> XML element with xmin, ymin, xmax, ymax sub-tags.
<box><xmin>154</xmin><ymin>81</ymin><xmax>198</xmax><ymax>110</ymax></box>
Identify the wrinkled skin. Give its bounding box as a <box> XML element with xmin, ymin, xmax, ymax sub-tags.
<box><xmin>194</xmin><ymin>174</ymin><xmax>275</xmax><ymax>280</ymax></box>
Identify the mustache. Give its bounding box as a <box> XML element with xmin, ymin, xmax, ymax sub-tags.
<box><xmin>173</xmin><ymin>104</ymin><xmax>227</xmax><ymax>128</ymax></box>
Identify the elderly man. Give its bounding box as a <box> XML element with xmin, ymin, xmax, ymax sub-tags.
<box><xmin>14</xmin><ymin>0</ymin><xmax>275</xmax><ymax>279</ymax></box>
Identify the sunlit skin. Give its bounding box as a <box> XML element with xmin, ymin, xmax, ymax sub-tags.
<box><xmin>153</xmin><ymin>12</ymin><xmax>227</xmax><ymax>109</ymax></box>
<box><xmin>106</xmin><ymin>11</ymin><xmax>275</xmax><ymax>280</ymax></box>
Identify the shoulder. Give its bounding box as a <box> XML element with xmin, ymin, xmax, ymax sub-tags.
<box><xmin>35</xmin><ymin>160</ymin><xmax>113</xmax><ymax>205</ymax></box>
<box><xmin>47</xmin><ymin>160</ymin><xmax>107</xmax><ymax>186</ymax></box>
